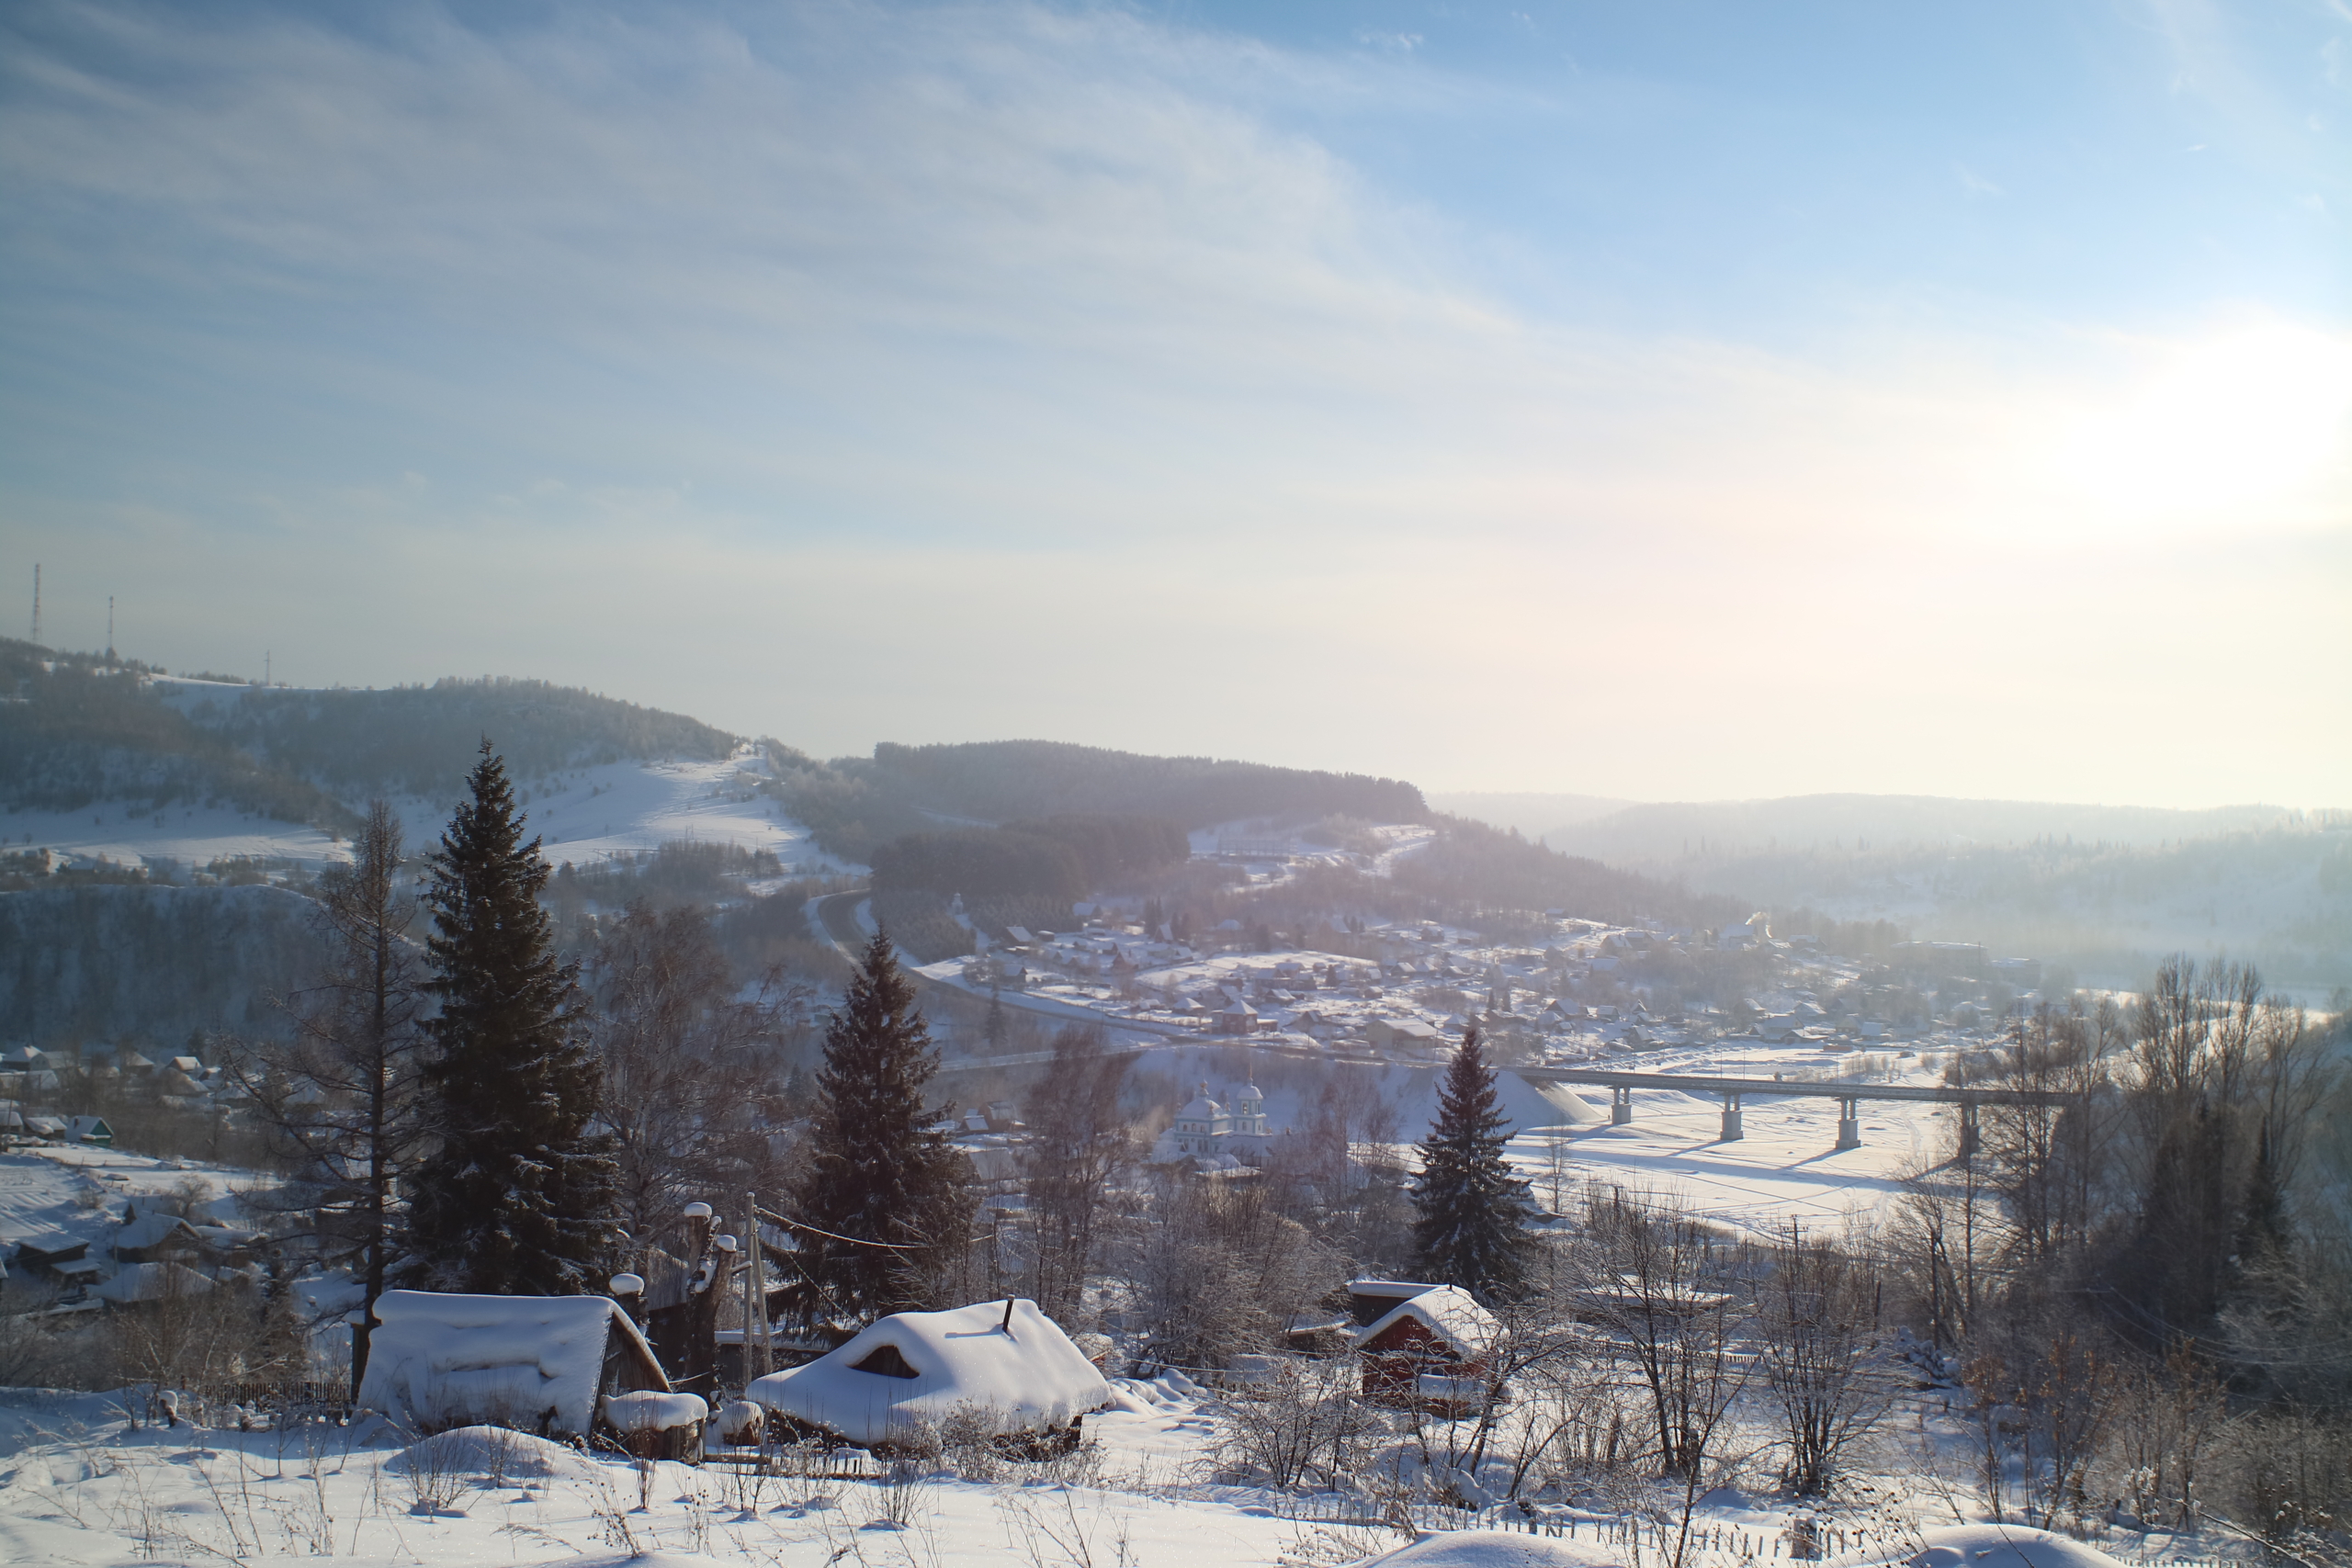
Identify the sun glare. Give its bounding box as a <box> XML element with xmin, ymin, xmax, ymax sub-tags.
<box><xmin>2061</xmin><ymin>321</ymin><xmax>2352</xmax><ymax>515</ymax></box>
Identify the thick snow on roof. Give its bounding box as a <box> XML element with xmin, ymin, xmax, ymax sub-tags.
<box><xmin>95</xmin><ymin>1261</ymin><xmax>213</xmax><ymax>1303</ymax></box>
<box><xmin>1907</xmin><ymin>1526</ymin><xmax>2129</xmax><ymax>1568</ymax></box>
<box><xmin>357</xmin><ymin>1290</ymin><xmax>654</xmax><ymax>1438</ymax></box>
<box><xmin>115</xmin><ymin>1212</ymin><xmax>198</xmax><ymax>1252</ymax></box>
<box><xmin>746</xmin><ymin>1298</ymin><xmax>1112</xmax><ymax>1447</ymax></box>
<box><xmin>1354</xmin><ymin>1284</ymin><xmax>1500</xmax><ymax>1359</ymax></box>
<box><xmin>603</xmin><ymin>1391</ymin><xmax>708</xmax><ymax>1433</ymax></box>
<box><xmin>1362</xmin><ymin>1529</ymin><xmax>1628</xmax><ymax>1567</ymax></box>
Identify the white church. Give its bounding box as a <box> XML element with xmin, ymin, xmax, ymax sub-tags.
<box><xmin>1150</xmin><ymin>1081</ymin><xmax>1275</xmax><ymax>1167</ymax></box>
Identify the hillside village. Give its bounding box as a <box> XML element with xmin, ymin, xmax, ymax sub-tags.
<box><xmin>931</xmin><ymin>831</ymin><xmax>2042</xmax><ymax>1074</ymax></box>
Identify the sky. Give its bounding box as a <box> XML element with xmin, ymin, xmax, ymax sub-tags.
<box><xmin>2</xmin><ymin>0</ymin><xmax>2346</xmax><ymax>808</ymax></box>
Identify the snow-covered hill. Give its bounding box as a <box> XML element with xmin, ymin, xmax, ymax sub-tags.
<box><xmin>1</xmin><ymin>745</ymin><xmax>862</xmax><ymax>879</ymax></box>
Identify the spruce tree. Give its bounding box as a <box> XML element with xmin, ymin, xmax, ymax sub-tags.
<box><xmin>410</xmin><ymin>742</ymin><xmax>618</xmax><ymax>1296</ymax></box>
<box><xmin>792</xmin><ymin>929</ymin><xmax>971</xmax><ymax>1323</ymax></box>
<box><xmin>1410</xmin><ymin>1027</ymin><xmax>1539</xmax><ymax>1302</ymax></box>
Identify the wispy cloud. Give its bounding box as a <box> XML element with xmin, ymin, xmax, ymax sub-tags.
<box><xmin>0</xmin><ymin>1</ymin><xmax>2345</xmax><ymax>805</ymax></box>
<box><xmin>1952</xmin><ymin>162</ymin><xmax>2004</xmax><ymax>197</ymax></box>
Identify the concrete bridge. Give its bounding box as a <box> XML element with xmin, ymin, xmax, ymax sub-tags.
<box><xmin>1513</xmin><ymin>1066</ymin><xmax>2072</xmax><ymax>1154</ymax></box>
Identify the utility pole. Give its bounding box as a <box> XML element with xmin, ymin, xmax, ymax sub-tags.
<box><xmin>741</xmin><ymin>1190</ymin><xmax>774</xmax><ymax>1383</ymax></box>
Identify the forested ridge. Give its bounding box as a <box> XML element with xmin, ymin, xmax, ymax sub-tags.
<box><xmin>766</xmin><ymin>738</ymin><xmax>1428</xmax><ymax>865</ymax></box>
<box><xmin>203</xmin><ymin>677</ymin><xmax>732</xmax><ymax>802</ymax></box>
<box><xmin>0</xmin><ymin>638</ymin><xmax>732</xmax><ymax>820</ymax></box>
<box><xmin>0</xmin><ymin>640</ymin><xmax>355</xmax><ymax>826</ymax></box>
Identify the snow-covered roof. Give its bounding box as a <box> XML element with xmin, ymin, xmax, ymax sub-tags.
<box><xmin>116</xmin><ymin>1213</ymin><xmax>200</xmax><ymax>1253</ymax></box>
<box><xmin>746</xmin><ymin>1297</ymin><xmax>1112</xmax><ymax>1447</ymax></box>
<box><xmin>602</xmin><ymin>1391</ymin><xmax>708</xmax><ymax>1433</ymax></box>
<box><xmin>357</xmin><ymin>1290</ymin><xmax>663</xmax><ymax>1439</ymax></box>
<box><xmin>96</xmin><ymin>1261</ymin><xmax>215</xmax><ymax>1303</ymax></box>
<box><xmin>1354</xmin><ymin>1284</ymin><xmax>1500</xmax><ymax>1360</ymax></box>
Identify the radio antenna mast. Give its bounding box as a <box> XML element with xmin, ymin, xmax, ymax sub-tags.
<box><xmin>107</xmin><ymin>596</ymin><xmax>114</xmax><ymax>663</ymax></box>
<box><xmin>28</xmin><ymin>565</ymin><xmax>40</xmax><ymax>647</ymax></box>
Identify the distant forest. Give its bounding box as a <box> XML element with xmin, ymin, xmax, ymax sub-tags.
<box><xmin>765</xmin><ymin>738</ymin><xmax>1427</xmax><ymax>865</ymax></box>
<box><xmin>205</xmin><ymin>677</ymin><xmax>732</xmax><ymax>802</ymax></box>
<box><xmin>871</xmin><ymin>815</ymin><xmax>1192</xmax><ymax>899</ymax></box>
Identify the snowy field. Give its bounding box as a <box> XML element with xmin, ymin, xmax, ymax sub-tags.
<box><xmin>1506</xmin><ymin>1089</ymin><xmax>1935</xmax><ymax>1239</ymax></box>
<box><xmin>0</xmin><ymin>745</ymin><xmax>861</xmax><ymax>878</ymax></box>
<box><xmin>1504</xmin><ymin>1038</ymin><xmax>1954</xmax><ymax>1237</ymax></box>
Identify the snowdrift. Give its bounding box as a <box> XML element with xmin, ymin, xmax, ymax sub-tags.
<box><xmin>385</xmin><ymin>1425</ymin><xmax>606</xmax><ymax>1484</ymax></box>
<box><xmin>746</xmin><ymin>1298</ymin><xmax>1113</xmax><ymax>1448</ymax></box>
<box><xmin>1362</xmin><ymin>1530</ymin><xmax>1631</xmax><ymax>1568</ymax></box>
<box><xmin>1520</xmin><ymin>1078</ymin><xmax>1609</xmax><ymax>1127</ymax></box>
<box><xmin>1906</xmin><ymin>1526</ymin><xmax>2131</xmax><ymax>1568</ymax></box>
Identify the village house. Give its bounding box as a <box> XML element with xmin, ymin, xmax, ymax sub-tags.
<box><xmin>357</xmin><ymin>1289</ymin><xmax>684</xmax><ymax>1449</ymax></box>
<box><xmin>1352</xmin><ymin>1282</ymin><xmax>1502</xmax><ymax>1416</ymax></box>
<box><xmin>112</xmin><ymin>1207</ymin><xmax>204</xmax><ymax>1264</ymax></box>
<box><xmin>7</xmin><ymin>1233</ymin><xmax>105</xmax><ymax>1292</ymax></box>
<box><xmin>1367</xmin><ymin>1018</ymin><xmax>1442</xmax><ymax>1055</ymax></box>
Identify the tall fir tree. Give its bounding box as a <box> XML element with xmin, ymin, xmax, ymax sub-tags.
<box><xmin>792</xmin><ymin>929</ymin><xmax>972</xmax><ymax>1323</ymax></box>
<box><xmin>409</xmin><ymin>741</ymin><xmax>619</xmax><ymax>1295</ymax></box>
<box><xmin>1410</xmin><ymin>1027</ymin><xmax>1539</xmax><ymax>1302</ymax></box>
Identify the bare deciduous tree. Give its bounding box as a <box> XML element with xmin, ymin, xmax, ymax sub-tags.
<box><xmin>1757</xmin><ymin>1223</ymin><xmax>1894</xmax><ymax>1495</ymax></box>
<box><xmin>230</xmin><ymin>800</ymin><xmax>427</xmax><ymax>1395</ymax></box>
<box><xmin>585</xmin><ymin>902</ymin><xmax>810</xmax><ymax>1247</ymax></box>
<box><xmin>1020</xmin><ymin>1025</ymin><xmax>1133</xmax><ymax>1322</ymax></box>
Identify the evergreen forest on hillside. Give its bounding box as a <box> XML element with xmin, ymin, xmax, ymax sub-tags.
<box><xmin>764</xmin><ymin>738</ymin><xmax>1427</xmax><ymax>864</ymax></box>
<box><xmin>0</xmin><ymin>638</ymin><xmax>732</xmax><ymax>821</ymax></box>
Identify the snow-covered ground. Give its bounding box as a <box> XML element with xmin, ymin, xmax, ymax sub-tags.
<box><xmin>0</xmin><ymin>1380</ymin><xmax>1320</xmax><ymax>1568</ymax></box>
<box><xmin>0</xmin><ymin>799</ymin><xmax>346</xmax><ymax>875</ymax></box>
<box><xmin>1188</xmin><ymin>820</ymin><xmax>1440</xmax><ymax>888</ymax></box>
<box><xmin>1061</xmin><ymin>1039</ymin><xmax>1934</xmax><ymax>1238</ymax></box>
<box><xmin>1506</xmin><ymin>1083</ymin><xmax>1934</xmax><ymax>1238</ymax></box>
<box><xmin>0</xmin><ymin>1146</ymin><xmax>262</xmax><ymax>1260</ymax></box>
<box><xmin>0</xmin><ymin>1369</ymin><xmax>2212</xmax><ymax>1568</ymax></box>
<box><xmin>0</xmin><ymin>746</ymin><xmax>862</xmax><ymax>879</ymax></box>
<box><xmin>501</xmin><ymin>749</ymin><xmax>860</xmax><ymax>874</ymax></box>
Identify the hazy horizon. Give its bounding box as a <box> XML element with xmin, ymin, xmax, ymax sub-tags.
<box><xmin>5</xmin><ymin>1</ymin><xmax>2346</xmax><ymax>808</ymax></box>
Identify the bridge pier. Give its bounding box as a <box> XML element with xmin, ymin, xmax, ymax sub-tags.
<box><xmin>1719</xmin><ymin>1092</ymin><xmax>1743</xmax><ymax>1143</ymax></box>
<box><xmin>1611</xmin><ymin>1085</ymin><xmax>1634</xmax><ymax>1126</ymax></box>
<box><xmin>1957</xmin><ymin>1100</ymin><xmax>1981</xmax><ymax>1159</ymax></box>
<box><xmin>1836</xmin><ymin>1096</ymin><xmax>1861</xmax><ymax>1151</ymax></box>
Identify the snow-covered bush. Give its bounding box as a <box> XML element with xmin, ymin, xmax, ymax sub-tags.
<box><xmin>1216</xmin><ymin>1359</ymin><xmax>1382</xmax><ymax>1492</ymax></box>
<box><xmin>386</xmin><ymin>1425</ymin><xmax>603</xmax><ymax>1488</ymax></box>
